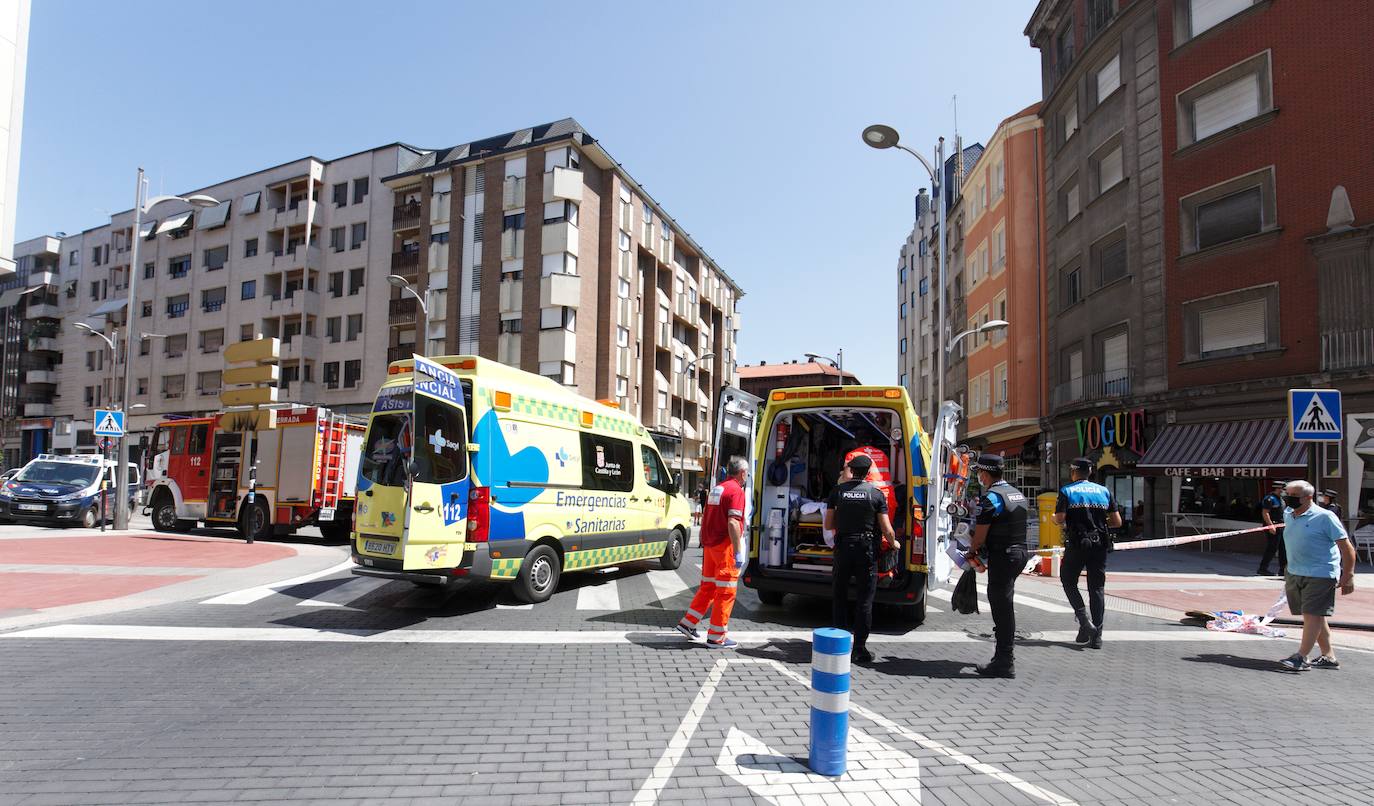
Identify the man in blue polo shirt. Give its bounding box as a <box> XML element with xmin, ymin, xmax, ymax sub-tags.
<box><xmin>1279</xmin><ymin>480</ymin><xmax>1356</xmax><ymax>671</ymax></box>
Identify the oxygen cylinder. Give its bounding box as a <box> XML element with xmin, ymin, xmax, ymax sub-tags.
<box><xmin>767</xmin><ymin>507</ymin><xmax>785</xmax><ymax>566</ymax></box>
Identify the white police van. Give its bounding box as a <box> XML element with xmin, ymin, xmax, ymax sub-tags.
<box><xmin>0</xmin><ymin>454</ymin><xmax>141</xmax><ymax>528</ymax></box>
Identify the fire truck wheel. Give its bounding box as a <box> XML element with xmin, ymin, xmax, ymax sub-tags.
<box><xmin>659</xmin><ymin>528</ymin><xmax>685</xmax><ymax>570</ymax></box>
<box><xmin>150</xmin><ymin>493</ymin><xmax>190</xmax><ymax>533</ymax></box>
<box><xmin>513</xmin><ymin>544</ymin><xmax>561</xmax><ymax>604</ymax></box>
<box><xmin>239</xmin><ymin>500</ymin><xmax>271</xmax><ymax>543</ymax></box>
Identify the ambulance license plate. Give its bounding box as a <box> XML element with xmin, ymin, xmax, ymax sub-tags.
<box><xmin>17</xmin><ymin>503</ymin><xmax>46</xmax><ymax>512</ymax></box>
<box><xmin>364</xmin><ymin>539</ymin><xmax>395</xmax><ymax>555</ymax></box>
<box><xmin>318</xmin><ymin>507</ymin><xmax>335</xmax><ymax>522</ymax></box>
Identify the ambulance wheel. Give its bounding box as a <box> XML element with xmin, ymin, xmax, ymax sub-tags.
<box><xmin>239</xmin><ymin>500</ymin><xmax>271</xmax><ymax>543</ymax></box>
<box><xmin>81</xmin><ymin>506</ymin><xmax>99</xmax><ymax>529</ymax></box>
<box><xmin>659</xmin><ymin>529</ymin><xmax>685</xmax><ymax>570</ymax></box>
<box><xmin>757</xmin><ymin>590</ymin><xmax>785</xmax><ymax>606</ymax></box>
<box><xmin>319</xmin><ymin>519</ymin><xmax>352</xmax><ymax>545</ymax></box>
<box><xmin>897</xmin><ymin>598</ymin><xmax>926</xmax><ymax>626</ymax></box>
<box><xmin>513</xmin><ymin>544</ymin><xmax>561</xmax><ymax>604</ymax></box>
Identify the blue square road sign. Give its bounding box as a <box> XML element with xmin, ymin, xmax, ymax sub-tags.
<box><xmin>1289</xmin><ymin>389</ymin><xmax>1342</xmax><ymax>442</ymax></box>
<box><xmin>93</xmin><ymin>409</ymin><xmax>126</xmax><ymax>438</ymax></box>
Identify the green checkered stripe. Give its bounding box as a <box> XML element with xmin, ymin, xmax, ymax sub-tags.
<box><xmin>565</xmin><ymin>541</ymin><xmax>666</xmax><ymax>571</ymax></box>
<box><xmin>591</xmin><ymin>413</ymin><xmax>642</xmax><ymax>435</ymax></box>
<box><xmin>490</xmin><ymin>557</ymin><xmax>523</xmax><ymax>579</ymax></box>
<box><xmin>510</xmin><ymin>395</ymin><xmax>580</xmax><ymax>425</ymax></box>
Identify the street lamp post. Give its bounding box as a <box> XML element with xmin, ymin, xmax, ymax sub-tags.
<box><xmin>679</xmin><ymin>351</ymin><xmax>715</xmax><ymax>493</ymax></box>
<box><xmin>862</xmin><ymin>125</ymin><xmax>947</xmax><ymax>430</ymax></box>
<box><xmin>75</xmin><ymin>322</ymin><xmax>117</xmax><ymax>532</ymax></box>
<box><xmin>803</xmin><ymin>350</ymin><xmax>845</xmax><ymax>383</ymax></box>
<box><xmin>115</xmin><ymin>168</ymin><xmax>220</xmax><ymax>530</ymax></box>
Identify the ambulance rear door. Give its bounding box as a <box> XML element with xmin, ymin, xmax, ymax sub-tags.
<box><xmin>926</xmin><ymin>400</ymin><xmax>963</xmax><ymax>589</ymax></box>
<box><xmin>711</xmin><ymin>385</ymin><xmax>763</xmax><ymax>530</ymax></box>
<box><xmin>402</xmin><ymin>355</ymin><xmax>471</xmax><ymax>571</ymax></box>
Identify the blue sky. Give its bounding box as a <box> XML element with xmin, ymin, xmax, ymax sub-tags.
<box><xmin>16</xmin><ymin>0</ymin><xmax>1041</xmax><ymax>387</ymax></box>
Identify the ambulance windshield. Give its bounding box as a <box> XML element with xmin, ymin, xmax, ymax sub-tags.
<box><xmin>361</xmin><ymin>413</ymin><xmax>411</xmax><ymax>487</ymax></box>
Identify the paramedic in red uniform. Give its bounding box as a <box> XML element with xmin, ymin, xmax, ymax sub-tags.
<box><xmin>677</xmin><ymin>457</ymin><xmax>750</xmax><ymax>649</ymax></box>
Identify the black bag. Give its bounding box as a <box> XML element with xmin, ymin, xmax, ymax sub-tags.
<box><xmin>951</xmin><ymin>566</ymin><xmax>980</xmax><ymax>615</ymax></box>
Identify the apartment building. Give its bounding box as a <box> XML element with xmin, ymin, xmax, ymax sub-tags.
<box><xmin>378</xmin><ymin>119</ymin><xmax>742</xmax><ymax>490</ymax></box>
<box><xmin>22</xmin><ymin>121</ymin><xmax>742</xmax><ymax>476</ymax></box>
<box><xmin>0</xmin><ymin>235</ymin><xmax>61</xmax><ymax>466</ymax></box>
<box><xmin>0</xmin><ymin>0</ymin><xmax>30</xmax><ymax>276</ymax></box>
<box><xmin>897</xmin><ymin>190</ymin><xmax>932</xmax><ymax>416</ymax></box>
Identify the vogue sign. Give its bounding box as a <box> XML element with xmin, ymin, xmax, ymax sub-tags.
<box><xmin>1076</xmin><ymin>408</ymin><xmax>1147</xmax><ymax>455</ymax></box>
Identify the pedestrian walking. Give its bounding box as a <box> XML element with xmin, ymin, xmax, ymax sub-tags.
<box><xmin>823</xmin><ymin>453</ymin><xmax>895</xmax><ymax>664</ymax></box>
<box><xmin>677</xmin><ymin>457</ymin><xmax>749</xmax><ymax>649</ymax></box>
<box><xmin>1278</xmin><ymin>480</ymin><xmax>1356</xmax><ymax>671</ymax></box>
<box><xmin>1053</xmin><ymin>458</ymin><xmax>1123</xmax><ymax>649</ymax></box>
<box><xmin>966</xmin><ymin>454</ymin><xmax>1029</xmax><ymax>678</ymax></box>
<box><xmin>693</xmin><ymin>484</ymin><xmax>707</xmax><ymax>527</ymax></box>
<box><xmin>1258</xmin><ymin>481</ymin><xmax>1287</xmax><ymax>575</ymax></box>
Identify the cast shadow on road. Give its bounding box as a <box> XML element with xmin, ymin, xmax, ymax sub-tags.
<box><xmin>1181</xmin><ymin>653</ymin><xmax>1291</xmax><ymax>673</ymax></box>
<box><xmin>866</xmin><ymin>657</ymin><xmax>978</xmax><ymax>679</ymax></box>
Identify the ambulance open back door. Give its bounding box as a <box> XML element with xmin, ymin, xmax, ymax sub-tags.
<box><xmin>711</xmin><ymin>384</ymin><xmax>762</xmax><ymax>491</ymax></box>
<box><xmin>925</xmin><ymin>400</ymin><xmax>963</xmax><ymax>591</ymax></box>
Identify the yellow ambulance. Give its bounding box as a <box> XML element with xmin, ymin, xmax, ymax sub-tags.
<box><xmin>711</xmin><ymin>384</ymin><xmax>935</xmax><ymax>623</ymax></box>
<box><xmin>350</xmin><ymin>354</ymin><xmax>691</xmax><ymax>603</ymax></box>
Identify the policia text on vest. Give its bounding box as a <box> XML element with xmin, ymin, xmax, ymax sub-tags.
<box><xmin>964</xmin><ymin>453</ymin><xmax>1029</xmax><ymax>679</ymax></box>
<box><xmin>823</xmin><ymin>453</ymin><xmax>895</xmax><ymax>665</ymax></box>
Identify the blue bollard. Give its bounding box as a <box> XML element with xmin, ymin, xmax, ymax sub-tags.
<box><xmin>808</xmin><ymin>627</ymin><xmax>851</xmax><ymax>776</ymax></box>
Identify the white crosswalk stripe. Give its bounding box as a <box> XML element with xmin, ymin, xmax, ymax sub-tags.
<box><xmin>295</xmin><ymin>578</ymin><xmax>373</xmax><ymax>608</ymax></box>
<box><xmin>646</xmin><ymin>568</ymin><xmax>693</xmax><ymax>607</ymax></box>
<box><xmin>928</xmin><ymin>584</ymin><xmax>1073</xmax><ymax>613</ymax></box>
<box><xmin>576</xmin><ymin>578</ymin><xmax>620</xmax><ymax>610</ymax></box>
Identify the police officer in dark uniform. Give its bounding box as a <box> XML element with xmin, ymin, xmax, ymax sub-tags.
<box><xmin>1322</xmin><ymin>489</ymin><xmax>1344</xmax><ymax>521</ymax></box>
<box><xmin>1258</xmin><ymin>481</ymin><xmax>1287</xmax><ymax>576</ymax></box>
<box><xmin>967</xmin><ymin>454</ymin><xmax>1029</xmax><ymax>678</ymax></box>
<box><xmin>1053</xmin><ymin>458</ymin><xmax>1122</xmax><ymax>649</ymax></box>
<box><xmin>824</xmin><ymin>453</ymin><xmax>896</xmax><ymax>664</ymax></box>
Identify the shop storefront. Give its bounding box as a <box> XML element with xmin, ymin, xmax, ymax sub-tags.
<box><xmin>1066</xmin><ymin>407</ymin><xmax>1153</xmax><ymax>538</ymax></box>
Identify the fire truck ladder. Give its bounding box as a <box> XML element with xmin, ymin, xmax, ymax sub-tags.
<box><xmin>319</xmin><ymin>412</ymin><xmax>347</xmax><ymax>513</ymax></box>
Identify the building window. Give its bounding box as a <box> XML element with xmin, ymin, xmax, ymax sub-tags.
<box><xmin>994</xmin><ymin>363</ymin><xmax>1008</xmax><ymax>409</ymax></box>
<box><xmin>346</xmin><ymin>313</ymin><xmax>362</xmax><ymax>341</ymax></box>
<box><xmin>1062</xmin><ymin>176</ymin><xmax>1081</xmax><ymax>222</ymax></box>
<box><xmin>1179</xmin><ymin>0</ymin><xmax>1259</xmax><ymax>40</ymax></box>
<box><xmin>900</xmin><ymin>337</ymin><xmax>907</xmax><ymax>355</ymax></box>
<box><xmin>201</xmin><ymin>287</ymin><xmax>226</xmax><ymax>312</ymax></box>
<box><xmin>143</xmin><ymin>261</ymin><xmax>155</xmax><ymax>279</ymax></box>
<box><xmin>616</xmin><ymin>326</ymin><xmax>630</xmax><ymax>347</ymax></box>
<box><xmin>501</xmin><ymin>213</ymin><xmax>525</xmax><ymax>260</ymax></box>
<box><xmin>240</xmin><ymin>280</ymin><xmax>256</xmax><ymax>300</ymax></box>
<box><xmin>350</xmin><ymin>223</ymin><xmax>366</xmax><ymax>249</ymax></box>
<box><xmin>992</xmin><ymin>160</ymin><xmax>1005</xmax><ymax>199</ymax></box>
<box><xmin>343</xmin><ymin>359</ymin><xmax>361</xmax><ymax>388</ymax></box>
<box><xmin>499</xmin><ymin>317</ymin><xmax>522</xmax><ymax>335</ymax></box>
<box><xmin>1087</xmin><ymin>0</ymin><xmax>1118</xmax><ymax>39</ymax></box>
<box><xmin>197</xmin><ymin>371</ymin><xmax>221</xmax><ymax>395</ymax></box>
<box><xmin>348</xmin><ymin>268</ymin><xmax>365</xmax><ymax>295</ymax></box>
<box><xmin>326</xmin><ymin>316</ymin><xmax>340</xmax><ymax>343</ymax></box>
<box><xmin>1183</xmin><ymin>283</ymin><xmax>1278</xmax><ymax>360</ymax></box>
<box><xmin>618</xmin><ymin>278</ymin><xmax>631</xmax><ymax>299</ymax></box>
<box><xmin>166</xmin><ymin>295</ymin><xmax>190</xmax><ymax>318</ymax></box>
<box><xmin>540</xmin><ymin>361</ymin><xmax>576</xmax><ymax>387</ymax></box>
<box><xmin>542</xmin><ymin>200</ymin><xmax>579</xmax><ymax>226</ymax></box>
<box><xmin>323</xmin><ymin>362</ymin><xmax>340</xmax><ymax>389</ymax></box>
<box><xmin>240</xmin><ymin>324</ymin><xmax>254</xmax><ymax>342</ymax></box>
<box><xmin>330</xmin><ymin>226</ymin><xmax>345</xmax><ymax>252</ymax></box>
<box><xmin>1094</xmin><ymin>140</ymin><xmax>1124</xmax><ymax>195</ymax></box>
<box><xmin>203</xmin><ymin>245</ymin><xmax>228</xmax><ymax>271</ymax></box>
<box><xmin>1179</xmin><ymin>167</ymin><xmax>1276</xmax><ymax>254</ymax></box>
<box><xmin>332</xmin><ymin>182</ymin><xmax>348</xmax><ymax>207</ymax></box>
<box><xmin>68</xmin><ymin>250</ymin><xmax>78</xmax><ymax>266</ymax></box>
<box><xmin>141</xmin><ymin>300</ymin><xmax>153</xmax><ymax>318</ymax></box>
<box><xmin>164</xmin><ymin>334</ymin><xmax>187</xmax><ymax>358</ymax></box>
<box><xmin>244</xmin><ymin>238</ymin><xmax>258</xmax><ymax>258</ymax></box>
<box><xmin>1098</xmin><ymin>328</ymin><xmax>1129</xmax><ymax>395</ymax></box>
<box><xmin>199</xmin><ymin>329</ymin><xmax>224</xmax><ymax>353</ymax></box>
<box><xmin>1062</xmin><ymin>100</ymin><xmax>1079</xmax><ymax>145</ymax></box>
<box><xmin>1092</xmin><ymin>229</ymin><xmax>1128</xmax><ymax>287</ymax></box>
<box><xmin>430</xmin><ymin>231</ymin><xmax>449</xmax><ymax>245</ymax></box>
<box><xmin>352</xmin><ymin>178</ymin><xmax>368</xmax><ymax>205</ymax></box>
<box><xmin>1094</xmin><ymin>53</ymin><xmax>1121</xmax><ymax>105</ymax></box>
<box><xmin>1064</xmin><ymin>347</ymin><xmax>1084</xmax><ymax>402</ymax></box>
<box><xmin>169</xmin><ymin>255</ymin><xmax>191</xmax><ymax>279</ymax></box>
<box><xmin>992</xmin><ymin>224</ymin><xmax>1006</xmax><ymax>273</ymax></box>
<box><xmin>1178</xmin><ymin>51</ymin><xmax>1272</xmax><ymax>146</ymax></box>
<box><xmin>540</xmin><ymin>306</ymin><xmax>576</xmax><ymax>332</ymax></box>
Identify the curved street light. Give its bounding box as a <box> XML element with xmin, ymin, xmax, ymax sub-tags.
<box><xmin>803</xmin><ymin>350</ymin><xmax>846</xmax><ymax>384</ymax></box>
<box><xmin>114</xmin><ymin>169</ymin><xmax>222</xmax><ymax>531</ymax></box>
<box><xmin>947</xmin><ymin>319</ymin><xmax>1010</xmax><ymax>355</ymax></box>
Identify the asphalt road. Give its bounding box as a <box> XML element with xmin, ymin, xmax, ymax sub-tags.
<box><xmin>2</xmin><ymin>538</ymin><xmax>1372</xmax><ymax>805</ymax></box>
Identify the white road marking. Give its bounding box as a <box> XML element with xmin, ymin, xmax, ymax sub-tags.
<box><xmin>715</xmin><ymin>725</ymin><xmax>921</xmax><ymax>804</ymax></box>
<box><xmin>0</xmin><ymin>625</ymin><xmax>1266</xmax><ymax>645</ymax></box>
<box><xmin>647</xmin><ymin>569</ymin><xmax>693</xmax><ymax>607</ymax></box>
<box><xmin>576</xmin><ymin>579</ymin><xmax>620</xmax><ymax>610</ymax></box>
<box><xmin>295</xmin><ymin>578</ymin><xmax>373</xmax><ymax>608</ymax></box>
<box><xmin>199</xmin><ymin>560</ymin><xmax>355</xmax><ymax>605</ymax></box>
<box><xmin>495</xmin><ymin>603</ymin><xmax>534</xmax><ymax>610</ymax></box>
<box><xmin>929</xmin><ymin>583</ymin><xmax>1075</xmax><ymax>613</ymax></box>
<box><xmin>630</xmin><ymin>658</ymin><xmax>729</xmax><ymax>805</ymax></box>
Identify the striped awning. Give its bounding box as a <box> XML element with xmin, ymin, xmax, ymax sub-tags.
<box><xmin>1137</xmin><ymin>418</ymin><xmax>1307</xmax><ymax>477</ymax></box>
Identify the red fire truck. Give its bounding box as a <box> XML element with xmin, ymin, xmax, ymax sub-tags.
<box><xmin>144</xmin><ymin>407</ymin><xmax>364</xmax><ymax>542</ymax></box>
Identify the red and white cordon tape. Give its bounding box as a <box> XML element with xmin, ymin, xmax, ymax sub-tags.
<box><xmin>1032</xmin><ymin>522</ymin><xmax>1281</xmax><ymax>556</ymax></box>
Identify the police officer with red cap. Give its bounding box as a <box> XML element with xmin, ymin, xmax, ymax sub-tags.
<box><xmin>967</xmin><ymin>453</ymin><xmax>1030</xmax><ymax>678</ymax></box>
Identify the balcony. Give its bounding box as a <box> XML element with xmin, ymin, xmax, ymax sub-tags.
<box><xmin>541</xmin><ymin>221</ymin><xmax>578</xmax><ymax>256</ymax></box>
<box><xmin>539</xmin><ymin>329</ymin><xmax>576</xmax><ymax>364</ymax></box>
<box><xmin>499</xmin><ymin>279</ymin><xmax>522</xmax><ymax>314</ymax></box>
<box><xmin>1051</xmin><ymin>370</ymin><xmax>1131</xmax><ymax>411</ymax></box>
<box><xmin>391</xmin><ymin>250</ymin><xmax>420</xmax><ymax>277</ymax></box>
<box><xmin>30</xmin><ymin>270</ymin><xmax>57</xmax><ymax>287</ymax></box>
<box><xmin>540</xmin><ymin>272</ymin><xmax>581</xmax><ymax>309</ymax></box>
<box><xmin>25</xmin><ymin>369</ymin><xmax>57</xmax><ymax>385</ymax></box>
<box><xmin>387</xmin><ymin>345</ymin><xmax>413</xmax><ymax>364</ymax></box>
<box><xmin>24</xmin><ymin>301</ymin><xmax>59</xmax><ymax>319</ymax></box>
<box><xmin>1321</xmin><ymin>327</ymin><xmax>1374</xmax><ymax>372</ymax></box>
<box><xmin>271</xmin><ymin>200</ymin><xmax>316</xmax><ymax>231</ymax></box>
<box><xmin>23</xmin><ymin>403</ymin><xmax>54</xmax><ymax>417</ymax></box>
<box><xmin>543</xmin><ymin>167</ymin><xmax>583</xmax><ymax>203</ymax></box>
<box><xmin>992</xmin><ymin>400</ymin><xmax>1009</xmax><ymax>416</ymax></box>
<box><xmin>389</xmin><ymin>296</ymin><xmax>419</xmax><ymax>326</ymax></box>
<box><xmin>28</xmin><ymin>336</ymin><xmax>58</xmax><ymax>352</ymax></box>
<box><xmin>657</xmin><ymin>322</ymin><xmax>671</xmax><ymax>347</ymax></box>
<box><xmin>271</xmin><ymin>244</ymin><xmax>321</xmax><ymax>271</ymax></box>
<box><xmin>393</xmin><ymin>201</ymin><xmax>422</xmax><ymax>230</ymax></box>
<box><xmin>267</xmin><ymin>289</ymin><xmax>320</xmax><ymax>317</ymax></box>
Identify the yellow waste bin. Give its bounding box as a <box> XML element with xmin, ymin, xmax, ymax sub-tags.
<box><xmin>1037</xmin><ymin>492</ymin><xmax>1063</xmax><ymax>576</ymax></box>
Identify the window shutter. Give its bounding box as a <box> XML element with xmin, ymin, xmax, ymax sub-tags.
<box><xmin>1190</xmin><ymin>0</ymin><xmax>1253</xmax><ymax>37</ymax></box>
<box><xmin>1096</xmin><ymin>54</ymin><xmax>1120</xmax><ymax>100</ymax></box>
<box><xmin>1099</xmin><ymin>145</ymin><xmax>1123</xmax><ymax>190</ymax></box>
<box><xmin>1102</xmin><ymin>332</ymin><xmax>1128</xmax><ymax>375</ymax></box>
<box><xmin>1200</xmin><ymin>298</ymin><xmax>1266</xmax><ymax>353</ymax></box>
<box><xmin>1196</xmin><ymin>186</ymin><xmax>1262</xmax><ymax>249</ymax></box>
<box><xmin>1193</xmin><ymin>74</ymin><xmax>1260</xmax><ymax>141</ymax></box>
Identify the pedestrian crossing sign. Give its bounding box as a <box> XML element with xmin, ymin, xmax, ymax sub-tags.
<box><xmin>93</xmin><ymin>409</ymin><xmax>125</xmax><ymax>438</ymax></box>
<box><xmin>1289</xmin><ymin>389</ymin><xmax>1342</xmax><ymax>442</ymax></box>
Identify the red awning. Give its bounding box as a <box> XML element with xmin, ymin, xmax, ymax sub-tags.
<box><xmin>1136</xmin><ymin>419</ymin><xmax>1307</xmax><ymax>477</ymax></box>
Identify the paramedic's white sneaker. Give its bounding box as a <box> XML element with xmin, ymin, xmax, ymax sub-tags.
<box><xmin>706</xmin><ymin>638</ymin><xmax>739</xmax><ymax>650</ymax></box>
<box><xmin>675</xmin><ymin>623</ymin><xmax>701</xmax><ymax>641</ymax></box>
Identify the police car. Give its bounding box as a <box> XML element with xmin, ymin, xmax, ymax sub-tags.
<box><xmin>0</xmin><ymin>454</ymin><xmax>141</xmax><ymax>528</ymax></box>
